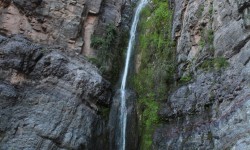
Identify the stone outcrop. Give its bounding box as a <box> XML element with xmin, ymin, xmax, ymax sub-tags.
<box><xmin>3</xmin><ymin>0</ymin><xmax>250</xmax><ymax>149</ymax></box>
<box><xmin>0</xmin><ymin>35</ymin><xmax>111</xmax><ymax>149</ymax></box>
<box><xmin>0</xmin><ymin>0</ymin><xmax>86</xmax><ymax>53</ymax></box>
<box><xmin>154</xmin><ymin>0</ymin><xmax>250</xmax><ymax>149</ymax></box>
<box><xmin>0</xmin><ymin>0</ymin><xmax>136</xmax><ymax>149</ymax></box>
<box><xmin>84</xmin><ymin>0</ymin><xmax>133</xmax><ymax>57</ymax></box>
<box><xmin>0</xmin><ymin>0</ymin><xmax>130</xmax><ymax>55</ymax></box>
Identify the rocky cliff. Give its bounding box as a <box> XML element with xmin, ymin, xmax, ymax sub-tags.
<box><xmin>153</xmin><ymin>0</ymin><xmax>250</xmax><ymax>149</ymax></box>
<box><xmin>0</xmin><ymin>35</ymin><xmax>112</xmax><ymax>149</ymax></box>
<box><xmin>0</xmin><ymin>0</ymin><xmax>132</xmax><ymax>149</ymax></box>
<box><xmin>0</xmin><ymin>0</ymin><xmax>130</xmax><ymax>54</ymax></box>
<box><xmin>1</xmin><ymin>0</ymin><xmax>250</xmax><ymax>149</ymax></box>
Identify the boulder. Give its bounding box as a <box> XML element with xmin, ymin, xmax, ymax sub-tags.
<box><xmin>0</xmin><ymin>35</ymin><xmax>111</xmax><ymax>149</ymax></box>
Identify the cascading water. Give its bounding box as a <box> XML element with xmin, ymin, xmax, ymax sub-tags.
<box><xmin>119</xmin><ymin>0</ymin><xmax>148</xmax><ymax>149</ymax></box>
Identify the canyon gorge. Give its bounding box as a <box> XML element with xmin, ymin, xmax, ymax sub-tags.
<box><xmin>1</xmin><ymin>0</ymin><xmax>250</xmax><ymax>149</ymax></box>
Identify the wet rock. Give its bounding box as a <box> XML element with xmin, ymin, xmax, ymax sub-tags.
<box><xmin>109</xmin><ymin>90</ymin><xmax>139</xmax><ymax>150</ymax></box>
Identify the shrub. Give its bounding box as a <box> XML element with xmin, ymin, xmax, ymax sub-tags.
<box><xmin>180</xmin><ymin>74</ymin><xmax>192</xmax><ymax>83</ymax></box>
<box><xmin>197</xmin><ymin>4</ymin><xmax>204</xmax><ymax>17</ymax></box>
<box><xmin>133</xmin><ymin>1</ymin><xmax>176</xmax><ymax>149</ymax></box>
<box><xmin>200</xmin><ymin>57</ymin><xmax>229</xmax><ymax>71</ymax></box>
<box><xmin>90</xmin><ymin>24</ymin><xmax>124</xmax><ymax>84</ymax></box>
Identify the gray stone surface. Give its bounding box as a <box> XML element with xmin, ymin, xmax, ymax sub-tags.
<box><xmin>87</xmin><ymin>0</ymin><xmax>103</xmax><ymax>14</ymax></box>
<box><xmin>243</xmin><ymin>7</ymin><xmax>250</xmax><ymax>27</ymax></box>
<box><xmin>0</xmin><ymin>0</ymin><xmax>136</xmax><ymax>149</ymax></box>
<box><xmin>0</xmin><ymin>0</ymin><xmax>87</xmax><ymax>52</ymax></box>
<box><xmin>2</xmin><ymin>0</ymin><xmax>250</xmax><ymax>149</ymax></box>
<box><xmin>0</xmin><ymin>0</ymin><xmax>130</xmax><ymax>54</ymax></box>
<box><xmin>0</xmin><ymin>35</ymin><xmax>111</xmax><ymax>149</ymax></box>
<box><xmin>154</xmin><ymin>0</ymin><xmax>250</xmax><ymax>149</ymax></box>
<box><xmin>109</xmin><ymin>90</ymin><xmax>138</xmax><ymax>150</ymax></box>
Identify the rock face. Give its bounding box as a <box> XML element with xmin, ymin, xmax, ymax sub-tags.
<box><xmin>154</xmin><ymin>0</ymin><xmax>250</xmax><ymax>149</ymax></box>
<box><xmin>3</xmin><ymin>0</ymin><xmax>250</xmax><ymax>149</ymax></box>
<box><xmin>0</xmin><ymin>35</ymin><xmax>111</xmax><ymax>149</ymax></box>
<box><xmin>0</xmin><ymin>0</ymin><xmax>86</xmax><ymax>52</ymax></box>
<box><xmin>0</xmin><ymin>0</ymin><xmax>136</xmax><ymax>149</ymax></box>
<box><xmin>0</xmin><ymin>0</ymin><xmax>130</xmax><ymax>54</ymax></box>
<box><xmin>109</xmin><ymin>90</ymin><xmax>139</xmax><ymax>150</ymax></box>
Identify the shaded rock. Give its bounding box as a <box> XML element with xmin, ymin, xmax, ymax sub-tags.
<box><xmin>13</xmin><ymin>0</ymin><xmax>43</xmax><ymax>10</ymax></box>
<box><xmin>109</xmin><ymin>90</ymin><xmax>139</xmax><ymax>150</ymax></box>
<box><xmin>237</xmin><ymin>0</ymin><xmax>250</xmax><ymax>12</ymax></box>
<box><xmin>0</xmin><ymin>35</ymin><xmax>111</xmax><ymax>149</ymax></box>
<box><xmin>87</xmin><ymin>0</ymin><xmax>103</xmax><ymax>14</ymax></box>
<box><xmin>0</xmin><ymin>0</ymin><xmax>11</xmax><ymax>7</ymax></box>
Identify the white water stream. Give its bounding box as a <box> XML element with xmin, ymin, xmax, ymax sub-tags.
<box><xmin>119</xmin><ymin>0</ymin><xmax>148</xmax><ymax>149</ymax></box>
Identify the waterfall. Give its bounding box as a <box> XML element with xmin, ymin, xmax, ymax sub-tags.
<box><xmin>119</xmin><ymin>0</ymin><xmax>148</xmax><ymax>149</ymax></box>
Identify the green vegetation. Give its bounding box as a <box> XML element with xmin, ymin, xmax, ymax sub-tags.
<box><xmin>207</xmin><ymin>29</ymin><xmax>214</xmax><ymax>44</ymax></box>
<box><xmin>197</xmin><ymin>2</ymin><xmax>223</xmax><ymax>72</ymax></box>
<box><xmin>132</xmin><ymin>0</ymin><xmax>176</xmax><ymax>149</ymax></box>
<box><xmin>41</xmin><ymin>48</ymin><xmax>48</xmax><ymax>53</ymax></box>
<box><xmin>207</xmin><ymin>29</ymin><xmax>215</xmax><ymax>52</ymax></box>
<box><xmin>199</xmin><ymin>37</ymin><xmax>206</xmax><ymax>48</ymax></box>
<box><xmin>198</xmin><ymin>2</ymin><xmax>215</xmax><ymax>53</ymax></box>
<box><xmin>207</xmin><ymin>131</ymin><xmax>213</xmax><ymax>141</ymax></box>
<box><xmin>197</xmin><ymin>4</ymin><xmax>205</xmax><ymax>18</ymax></box>
<box><xmin>91</xmin><ymin>24</ymin><xmax>117</xmax><ymax>69</ymax></box>
<box><xmin>200</xmin><ymin>57</ymin><xmax>229</xmax><ymax>71</ymax></box>
<box><xmin>90</xmin><ymin>24</ymin><xmax>128</xmax><ymax>84</ymax></box>
<box><xmin>199</xmin><ymin>27</ymin><xmax>214</xmax><ymax>53</ymax></box>
<box><xmin>97</xmin><ymin>105</ymin><xmax>110</xmax><ymax>120</ymax></box>
<box><xmin>180</xmin><ymin>74</ymin><xmax>192</xmax><ymax>83</ymax></box>
<box><xmin>209</xmin><ymin>5</ymin><xmax>213</xmax><ymax>15</ymax></box>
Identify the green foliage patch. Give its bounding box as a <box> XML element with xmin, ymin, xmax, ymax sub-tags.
<box><xmin>97</xmin><ymin>105</ymin><xmax>110</xmax><ymax>120</ymax></box>
<box><xmin>132</xmin><ymin>0</ymin><xmax>176</xmax><ymax>149</ymax></box>
<box><xmin>90</xmin><ymin>24</ymin><xmax>128</xmax><ymax>84</ymax></box>
<box><xmin>90</xmin><ymin>24</ymin><xmax>117</xmax><ymax>68</ymax></box>
<box><xmin>200</xmin><ymin>57</ymin><xmax>229</xmax><ymax>71</ymax></box>
<box><xmin>180</xmin><ymin>74</ymin><xmax>192</xmax><ymax>83</ymax></box>
<box><xmin>199</xmin><ymin>28</ymin><xmax>214</xmax><ymax>53</ymax></box>
<box><xmin>197</xmin><ymin>4</ymin><xmax>205</xmax><ymax>18</ymax></box>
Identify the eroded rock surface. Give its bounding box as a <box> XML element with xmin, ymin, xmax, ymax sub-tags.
<box><xmin>0</xmin><ymin>35</ymin><xmax>111</xmax><ymax>149</ymax></box>
<box><xmin>154</xmin><ymin>0</ymin><xmax>250</xmax><ymax>149</ymax></box>
<box><xmin>0</xmin><ymin>0</ymin><xmax>130</xmax><ymax>54</ymax></box>
<box><xmin>0</xmin><ymin>0</ymin><xmax>137</xmax><ymax>149</ymax></box>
